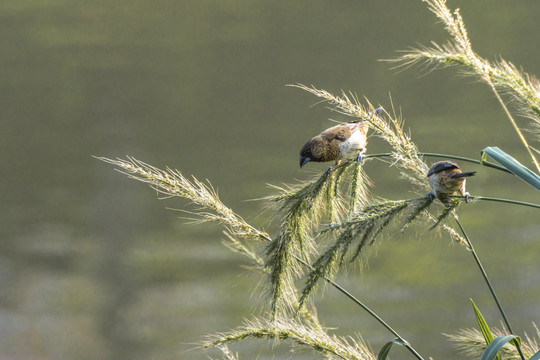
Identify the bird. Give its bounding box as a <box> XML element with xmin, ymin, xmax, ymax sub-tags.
<box><xmin>299</xmin><ymin>108</ymin><xmax>382</xmax><ymax>175</ymax></box>
<box><xmin>427</xmin><ymin>161</ymin><xmax>476</xmax><ymax>204</ymax></box>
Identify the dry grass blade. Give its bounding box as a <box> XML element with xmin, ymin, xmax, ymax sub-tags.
<box><xmin>204</xmin><ymin>317</ymin><xmax>376</xmax><ymax>360</ymax></box>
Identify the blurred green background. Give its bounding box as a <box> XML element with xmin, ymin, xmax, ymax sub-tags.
<box><xmin>2</xmin><ymin>1</ymin><xmax>539</xmax><ymax>359</ymax></box>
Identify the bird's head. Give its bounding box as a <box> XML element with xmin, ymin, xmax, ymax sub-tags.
<box><xmin>299</xmin><ymin>138</ymin><xmax>324</xmax><ymax>167</ymax></box>
<box><xmin>299</xmin><ymin>153</ymin><xmax>312</xmax><ymax>167</ymax></box>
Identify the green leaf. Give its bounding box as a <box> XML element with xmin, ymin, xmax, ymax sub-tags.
<box><xmin>471</xmin><ymin>299</ymin><xmax>495</xmax><ymax>343</ymax></box>
<box><xmin>481</xmin><ymin>147</ymin><xmax>540</xmax><ymax>191</ymax></box>
<box><xmin>377</xmin><ymin>338</ymin><xmax>406</xmax><ymax>360</ymax></box>
<box><xmin>480</xmin><ymin>335</ymin><xmax>521</xmax><ymax>360</ymax></box>
<box><xmin>471</xmin><ymin>299</ymin><xmax>502</xmax><ymax>360</ymax></box>
<box><xmin>529</xmin><ymin>348</ymin><xmax>540</xmax><ymax>360</ymax></box>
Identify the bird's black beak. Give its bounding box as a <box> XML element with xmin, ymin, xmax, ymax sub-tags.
<box><xmin>300</xmin><ymin>156</ymin><xmax>311</xmax><ymax>168</ymax></box>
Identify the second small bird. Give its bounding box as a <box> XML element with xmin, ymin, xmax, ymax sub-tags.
<box><xmin>427</xmin><ymin>161</ymin><xmax>476</xmax><ymax>203</ymax></box>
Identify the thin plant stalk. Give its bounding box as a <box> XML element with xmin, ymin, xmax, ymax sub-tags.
<box><xmin>454</xmin><ymin>218</ymin><xmax>526</xmax><ymax>360</ymax></box>
<box><xmin>290</xmin><ymin>247</ymin><xmax>425</xmax><ymax>360</ymax></box>
<box><xmin>488</xmin><ymin>82</ymin><xmax>540</xmax><ymax>174</ymax></box>
<box><xmin>365</xmin><ymin>153</ymin><xmax>511</xmax><ymax>174</ymax></box>
<box><xmin>319</xmin><ymin>272</ymin><xmax>425</xmax><ymax>360</ymax></box>
<box><xmin>466</xmin><ymin>196</ymin><xmax>540</xmax><ymax>210</ymax></box>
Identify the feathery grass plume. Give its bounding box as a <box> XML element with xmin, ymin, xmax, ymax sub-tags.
<box><xmin>400</xmin><ymin>195</ymin><xmax>433</xmax><ymax>230</ymax></box>
<box><xmin>222</xmin><ymin>231</ymin><xmax>264</xmax><ymax>267</ymax></box>
<box><xmin>299</xmin><ymin>198</ymin><xmax>435</xmax><ymax>307</ymax></box>
<box><xmin>264</xmin><ymin>158</ymin><xmax>371</xmax><ymax>319</ymax></box>
<box><xmin>265</xmin><ymin>172</ymin><xmax>337</xmax><ymax>319</ymax></box>
<box><xmin>390</xmin><ymin>0</ymin><xmax>540</xmax><ymax>171</ymax></box>
<box><xmin>268</xmin><ymin>156</ymin><xmax>369</xmax><ymax>217</ymax></box>
<box><xmin>428</xmin><ymin>199</ymin><xmax>461</xmax><ymax>231</ymax></box>
<box><xmin>204</xmin><ymin>317</ymin><xmax>376</xmax><ymax>360</ymax></box>
<box><xmin>446</xmin><ymin>326</ymin><xmax>540</xmax><ymax>360</ymax></box>
<box><xmin>424</xmin><ymin>212</ymin><xmax>467</xmax><ymax>246</ymax></box>
<box><xmin>347</xmin><ymin>157</ymin><xmax>372</xmax><ymax>214</ymax></box>
<box><xmin>210</xmin><ymin>345</ymin><xmax>239</xmax><ymax>360</ymax></box>
<box><xmin>96</xmin><ymin>156</ymin><xmax>325</xmax><ymax>323</ymax></box>
<box><xmin>94</xmin><ymin>156</ymin><xmax>276</xmax><ymax>280</ymax></box>
<box><xmin>94</xmin><ymin>156</ymin><xmax>271</xmax><ymax>243</ymax></box>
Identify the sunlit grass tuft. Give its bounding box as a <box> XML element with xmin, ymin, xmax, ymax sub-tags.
<box><xmin>389</xmin><ymin>0</ymin><xmax>540</xmax><ymax>172</ymax></box>
<box><xmin>93</xmin><ymin>156</ymin><xmax>270</xmax><ymax>270</ymax></box>
<box><xmin>263</xmin><ymin>151</ymin><xmax>374</xmax><ymax>318</ymax></box>
<box><xmin>446</xmin><ymin>326</ymin><xmax>540</xmax><ymax>360</ymax></box>
<box><xmin>204</xmin><ymin>317</ymin><xmax>376</xmax><ymax>360</ymax></box>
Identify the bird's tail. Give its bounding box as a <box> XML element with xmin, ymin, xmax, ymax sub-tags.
<box><xmin>451</xmin><ymin>171</ymin><xmax>477</xmax><ymax>178</ymax></box>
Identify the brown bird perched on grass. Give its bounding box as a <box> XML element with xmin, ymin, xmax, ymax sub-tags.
<box><xmin>427</xmin><ymin>161</ymin><xmax>476</xmax><ymax>203</ymax></box>
<box><xmin>299</xmin><ymin>107</ymin><xmax>382</xmax><ymax>175</ymax></box>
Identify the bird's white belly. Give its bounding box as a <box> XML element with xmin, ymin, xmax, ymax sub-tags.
<box><xmin>338</xmin><ymin>128</ymin><xmax>366</xmax><ymax>159</ymax></box>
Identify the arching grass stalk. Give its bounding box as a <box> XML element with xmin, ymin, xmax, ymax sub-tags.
<box><xmin>454</xmin><ymin>217</ymin><xmax>526</xmax><ymax>360</ymax></box>
<box><xmin>364</xmin><ymin>153</ymin><xmax>511</xmax><ymax>174</ymax></box>
<box><xmin>205</xmin><ymin>317</ymin><xmax>377</xmax><ymax>360</ymax></box>
<box><xmin>459</xmin><ymin>196</ymin><xmax>540</xmax><ymax>210</ymax></box>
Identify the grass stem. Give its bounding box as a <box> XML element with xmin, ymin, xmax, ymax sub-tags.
<box><xmin>364</xmin><ymin>153</ymin><xmax>511</xmax><ymax>173</ymax></box>
<box><xmin>260</xmin><ymin>232</ymin><xmax>425</xmax><ymax>359</ymax></box>
<box><xmin>454</xmin><ymin>218</ymin><xmax>526</xmax><ymax>360</ymax></box>
<box><xmin>468</xmin><ymin>196</ymin><xmax>540</xmax><ymax>210</ymax></box>
<box><xmin>292</xmin><ymin>254</ymin><xmax>425</xmax><ymax>360</ymax></box>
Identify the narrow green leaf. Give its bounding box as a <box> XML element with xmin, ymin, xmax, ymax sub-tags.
<box><xmin>377</xmin><ymin>338</ymin><xmax>406</xmax><ymax>360</ymax></box>
<box><xmin>481</xmin><ymin>335</ymin><xmax>521</xmax><ymax>360</ymax></box>
<box><xmin>471</xmin><ymin>299</ymin><xmax>495</xmax><ymax>343</ymax></box>
<box><xmin>471</xmin><ymin>299</ymin><xmax>502</xmax><ymax>360</ymax></box>
<box><xmin>481</xmin><ymin>147</ymin><xmax>540</xmax><ymax>190</ymax></box>
<box><xmin>529</xmin><ymin>348</ymin><xmax>540</xmax><ymax>360</ymax></box>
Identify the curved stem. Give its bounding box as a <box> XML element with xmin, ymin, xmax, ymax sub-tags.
<box><xmin>451</xmin><ymin>195</ymin><xmax>540</xmax><ymax>210</ymax></box>
<box><xmin>364</xmin><ymin>152</ymin><xmax>512</xmax><ymax>173</ymax></box>
<box><xmin>292</xmin><ymin>254</ymin><xmax>424</xmax><ymax>360</ymax></box>
<box><xmin>259</xmin><ymin>231</ymin><xmax>425</xmax><ymax>360</ymax></box>
<box><xmin>454</xmin><ymin>218</ymin><xmax>526</xmax><ymax>360</ymax></box>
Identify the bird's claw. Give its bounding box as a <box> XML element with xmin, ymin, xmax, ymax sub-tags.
<box><xmin>427</xmin><ymin>191</ymin><xmax>436</xmax><ymax>203</ymax></box>
<box><xmin>356</xmin><ymin>152</ymin><xmax>364</xmax><ymax>166</ymax></box>
<box><xmin>464</xmin><ymin>192</ymin><xmax>471</xmax><ymax>203</ymax></box>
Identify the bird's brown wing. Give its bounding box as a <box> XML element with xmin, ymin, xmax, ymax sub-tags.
<box><xmin>320</xmin><ymin>123</ymin><xmax>355</xmax><ymax>142</ymax></box>
<box><xmin>427</xmin><ymin>161</ymin><xmax>460</xmax><ymax>177</ymax></box>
